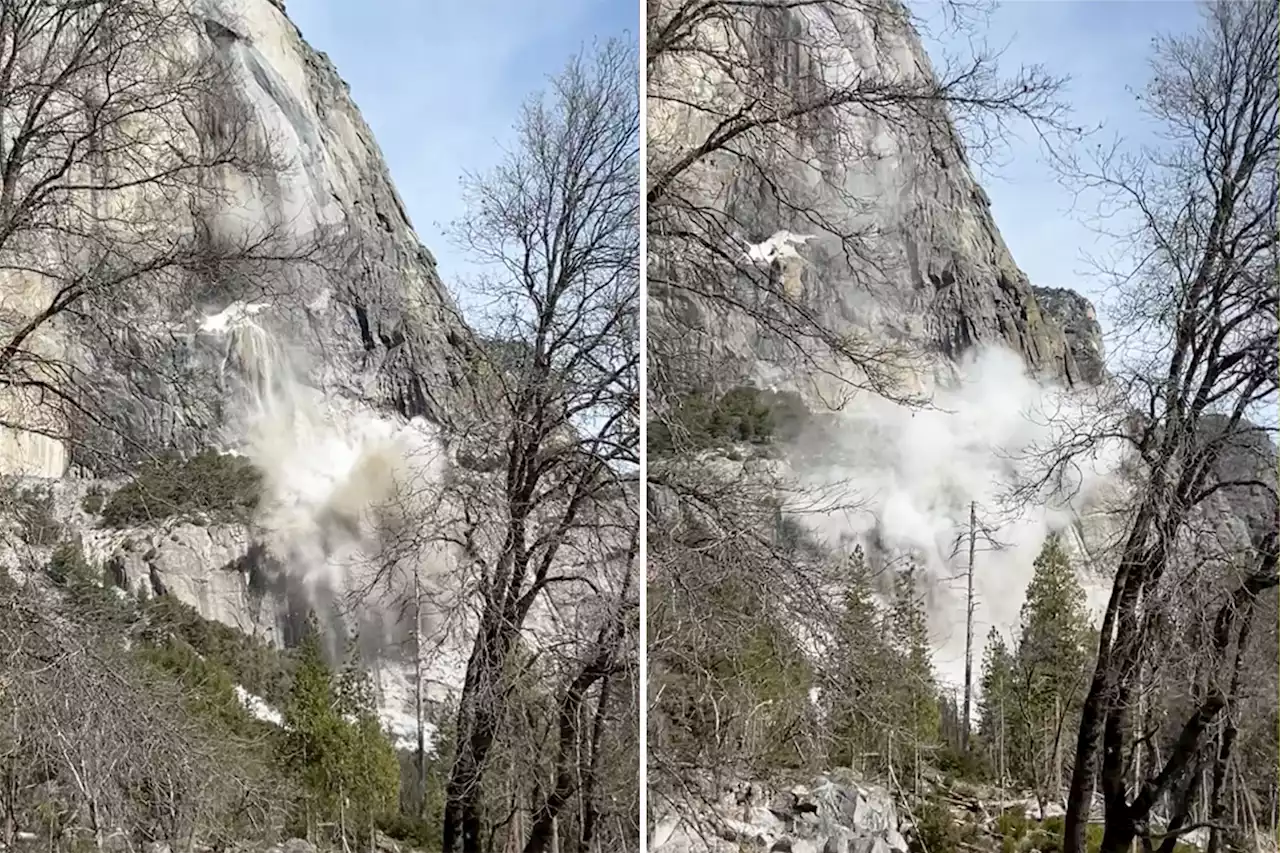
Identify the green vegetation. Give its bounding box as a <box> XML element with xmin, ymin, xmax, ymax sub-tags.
<box><xmin>81</xmin><ymin>484</ymin><xmax>106</xmax><ymax>515</ymax></box>
<box><xmin>829</xmin><ymin>549</ymin><xmax>941</xmax><ymax>778</ymax></box>
<box><xmin>99</xmin><ymin>449</ymin><xmax>263</xmax><ymax>527</ymax></box>
<box><xmin>1</xmin><ymin>482</ymin><xmax>64</xmax><ymax>545</ymax></box>
<box><xmin>280</xmin><ymin>621</ymin><xmax>401</xmax><ymax>846</ymax></box>
<box><xmin>1</xmin><ymin>527</ymin><xmax>422</xmax><ymax>852</ymax></box>
<box><xmin>978</xmin><ymin>535</ymin><xmax>1094</xmax><ymax>804</ymax></box>
<box><xmin>140</xmin><ymin>593</ymin><xmax>294</xmax><ymax>708</ymax></box>
<box><xmin>648</xmin><ymin>386</ymin><xmax>808</xmax><ymax>454</ymax></box>
<box><xmin>651</xmin><ymin>575</ymin><xmax>815</xmax><ymax>773</ymax></box>
<box><xmin>45</xmin><ymin>535</ymin><xmax>93</xmax><ymax>585</ymax></box>
<box><xmin>910</xmin><ymin>800</ymin><xmax>976</xmax><ymax>853</ymax></box>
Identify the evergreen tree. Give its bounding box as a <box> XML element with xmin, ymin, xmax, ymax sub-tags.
<box><xmin>978</xmin><ymin>628</ymin><xmax>1015</xmax><ymax>786</ymax></box>
<box><xmin>334</xmin><ymin>634</ymin><xmax>400</xmax><ymax>848</ymax></box>
<box><xmin>281</xmin><ymin>615</ymin><xmax>348</xmax><ymax>842</ymax></box>
<box><xmin>887</xmin><ymin>562</ymin><xmax>940</xmax><ymax>780</ymax></box>
<box><xmin>280</xmin><ymin>622</ymin><xmax>401</xmax><ymax>849</ymax></box>
<box><xmin>829</xmin><ymin>546</ymin><xmax>892</xmax><ymax>771</ymax></box>
<box><xmin>1012</xmin><ymin>535</ymin><xmax>1093</xmax><ymax>807</ymax></box>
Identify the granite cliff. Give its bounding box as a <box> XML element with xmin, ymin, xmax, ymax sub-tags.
<box><xmin>0</xmin><ymin>0</ymin><xmax>501</xmax><ymax>730</ymax></box>
<box><xmin>647</xmin><ymin>0</ymin><xmax>1103</xmax><ymax>402</ymax></box>
<box><xmin>0</xmin><ymin>0</ymin><xmax>485</xmax><ymax>481</ymax></box>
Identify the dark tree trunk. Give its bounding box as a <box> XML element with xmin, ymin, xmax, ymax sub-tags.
<box><xmin>1099</xmin><ymin>812</ymin><xmax>1137</xmax><ymax>853</ymax></box>
<box><xmin>578</xmin><ymin>673</ymin><xmax>613</xmax><ymax>853</ymax></box>
<box><xmin>524</xmin><ymin>571</ymin><xmax>629</xmax><ymax>853</ymax></box>
<box><xmin>1205</xmin><ymin>605</ymin><xmax>1255</xmax><ymax>853</ymax></box>
<box><xmin>443</xmin><ymin>613</ymin><xmax>521</xmax><ymax>853</ymax></box>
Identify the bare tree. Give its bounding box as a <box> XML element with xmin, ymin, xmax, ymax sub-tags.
<box><xmin>0</xmin><ymin>569</ymin><xmax>284</xmax><ymax>851</ymax></box>
<box><xmin>647</xmin><ymin>460</ymin><xmax>847</xmax><ymax>812</ymax></box>
<box><xmin>1026</xmin><ymin>4</ymin><xmax>1279</xmax><ymax>852</ymax></box>
<box><xmin>436</xmin><ymin>38</ymin><xmax>639</xmax><ymax>853</ymax></box>
<box><xmin>521</xmin><ymin>531</ymin><xmax>637</xmax><ymax>853</ymax></box>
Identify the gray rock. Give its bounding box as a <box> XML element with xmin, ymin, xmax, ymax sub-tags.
<box><xmin>270</xmin><ymin>840</ymin><xmax>318</xmax><ymax>853</ymax></box>
<box><xmin>848</xmin><ymin>834</ymin><xmax>895</xmax><ymax>853</ymax></box>
<box><xmin>656</xmin><ymin>773</ymin><xmax>909</xmax><ymax>853</ymax></box>
<box><xmin>3</xmin><ymin>0</ymin><xmax>488</xmax><ymax>478</ymax></box>
<box><xmin>649</xmin><ymin>0</ymin><xmax>1093</xmax><ymax>399</ymax></box>
<box><xmin>1033</xmin><ymin>287</ymin><xmax>1106</xmax><ymax>386</ymax></box>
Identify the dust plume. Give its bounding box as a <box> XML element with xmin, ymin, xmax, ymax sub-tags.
<box><xmin>788</xmin><ymin>345</ymin><xmax>1124</xmax><ymax>689</ymax></box>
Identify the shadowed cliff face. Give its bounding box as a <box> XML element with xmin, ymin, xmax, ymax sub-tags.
<box><xmin>0</xmin><ymin>0</ymin><xmax>485</xmax><ymax>478</ymax></box>
<box><xmin>647</xmin><ymin>0</ymin><xmax>1099</xmax><ymax>397</ymax></box>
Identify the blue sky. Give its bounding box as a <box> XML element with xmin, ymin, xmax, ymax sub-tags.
<box><xmin>285</xmin><ymin>0</ymin><xmax>638</xmax><ymax>311</ymax></box>
<box><xmin>916</xmin><ymin>1</ymin><xmax>1204</xmax><ymax>341</ymax></box>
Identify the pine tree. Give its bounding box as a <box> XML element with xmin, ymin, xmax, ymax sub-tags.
<box><xmin>887</xmin><ymin>561</ymin><xmax>940</xmax><ymax>786</ymax></box>
<box><xmin>1012</xmin><ymin>535</ymin><xmax>1093</xmax><ymax>808</ymax></box>
<box><xmin>281</xmin><ymin>614</ymin><xmax>347</xmax><ymax>843</ymax></box>
<box><xmin>829</xmin><ymin>546</ymin><xmax>892</xmax><ymax>771</ymax></box>
<box><xmin>281</xmin><ymin>623</ymin><xmax>401</xmax><ymax>850</ymax></box>
<box><xmin>334</xmin><ymin>634</ymin><xmax>400</xmax><ymax>850</ymax></box>
<box><xmin>978</xmin><ymin>628</ymin><xmax>1015</xmax><ymax>789</ymax></box>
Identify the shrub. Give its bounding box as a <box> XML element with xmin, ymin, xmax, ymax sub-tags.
<box><xmin>649</xmin><ymin>386</ymin><xmax>808</xmax><ymax>455</ymax></box>
<box><xmin>910</xmin><ymin>800</ymin><xmax>971</xmax><ymax>853</ymax></box>
<box><xmin>997</xmin><ymin>806</ymin><xmax>1032</xmax><ymax>853</ymax></box>
<box><xmin>100</xmin><ymin>449</ymin><xmax>262</xmax><ymax>528</ymax></box>
<box><xmin>81</xmin><ymin>485</ymin><xmax>106</xmax><ymax>515</ymax></box>
<box><xmin>2</xmin><ymin>484</ymin><xmax>63</xmax><ymax>546</ymax></box>
<box><xmin>376</xmin><ymin>812</ymin><xmax>439</xmax><ymax>850</ymax></box>
<box><xmin>137</xmin><ymin>639</ymin><xmax>259</xmax><ymax>734</ymax></box>
<box><xmin>1026</xmin><ymin>816</ymin><xmax>1107</xmax><ymax>853</ymax></box>
<box><xmin>46</xmin><ymin>537</ymin><xmax>92</xmax><ymax>586</ymax></box>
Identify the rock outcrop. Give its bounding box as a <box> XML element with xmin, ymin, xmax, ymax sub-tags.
<box><xmin>651</xmin><ymin>772</ymin><xmax>910</xmax><ymax>853</ymax></box>
<box><xmin>1032</xmin><ymin>287</ymin><xmax>1106</xmax><ymax>386</ymax></box>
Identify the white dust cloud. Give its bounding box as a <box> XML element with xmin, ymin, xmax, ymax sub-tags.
<box><xmin>790</xmin><ymin>345</ymin><xmax>1125</xmax><ymax>690</ymax></box>
<box><xmin>198</xmin><ymin>299</ymin><xmax>461</xmax><ymax>733</ymax></box>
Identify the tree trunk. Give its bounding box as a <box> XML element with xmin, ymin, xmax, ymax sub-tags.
<box><xmin>1064</xmin><ymin>590</ymin><xmax>1122</xmax><ymax>853</ymax></box>
<box><xmin>2</xmin><ymin>762</ymin><xmax>15</xmax><ymax>849</ymax></box>
<box><xmin>1053</xmin><ymin>692</ymin><xmax>1063</xmax><ymax>805</ymax></box>
<box><xmin>524</xmin><ymin>610</ymin><xmax>623</xmax><ymax>853</ymax></box>
<box><xmin>1066</xmin><ymin>524</ymin><xmax>1165</xmax><ymax>853</ymax></box>
<box><xmin>1156</xmin><ymin>767</ymin><xmax>1204</xmax><ymax>853</ymax></box>
<box><xmin>578</xmin><ymin>674</ymin><xmax>613</xmax><ymax>853</ymax></box>
<box><xmin>444</xmin><ymin>616</ymin><xmax>519</xmax><ymax>853</ymax></box>
<box><xmin>1205</xmin><ymin>605</ymin><xmax>1255</xmax><ymax>853</ymax></box>
<box><xmin>414</xmin><ymin>564</ymin><xmax>427</xmax><ymax>817</ymax></box>
<box><xmin>963</xmin><ymin>501</ymin><xmax>976</xmax><ymax>752</ymax></box>
<box><xmin>1100</xmin><ymin>814</ymin><xmax>1136</xmax><ymax>853</ymax></box>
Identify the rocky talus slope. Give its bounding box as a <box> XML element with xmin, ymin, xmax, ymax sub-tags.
<box><xmin>651</xmin><ymin>772</ymin><xmax>910</xmax><ymax>853</ymax></box>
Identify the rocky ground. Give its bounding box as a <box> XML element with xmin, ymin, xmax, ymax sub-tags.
<box><xmin>651</xmin><ymin>770</ymin><xmax>910</xmax><ymax>853</ymax></box>
<box><xmin>648</xmin><ymin>768</ymin><xmax>1280</xmax><ymax>853</ymax></box>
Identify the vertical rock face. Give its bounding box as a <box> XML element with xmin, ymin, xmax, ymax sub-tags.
<box><xmin>648</xmin><ymin>0</ymin><xmax>1095</xmax><ymax>392</ymax></box>
<box><xmin>1033</xmin><ymin>287</ymin><xmax>1106</xmax><ymax>386</ymax></box>
<box><xmin>0</xmin><ymin>0</ymin><xmax>485</xmax><ymax>477</ymax></box>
